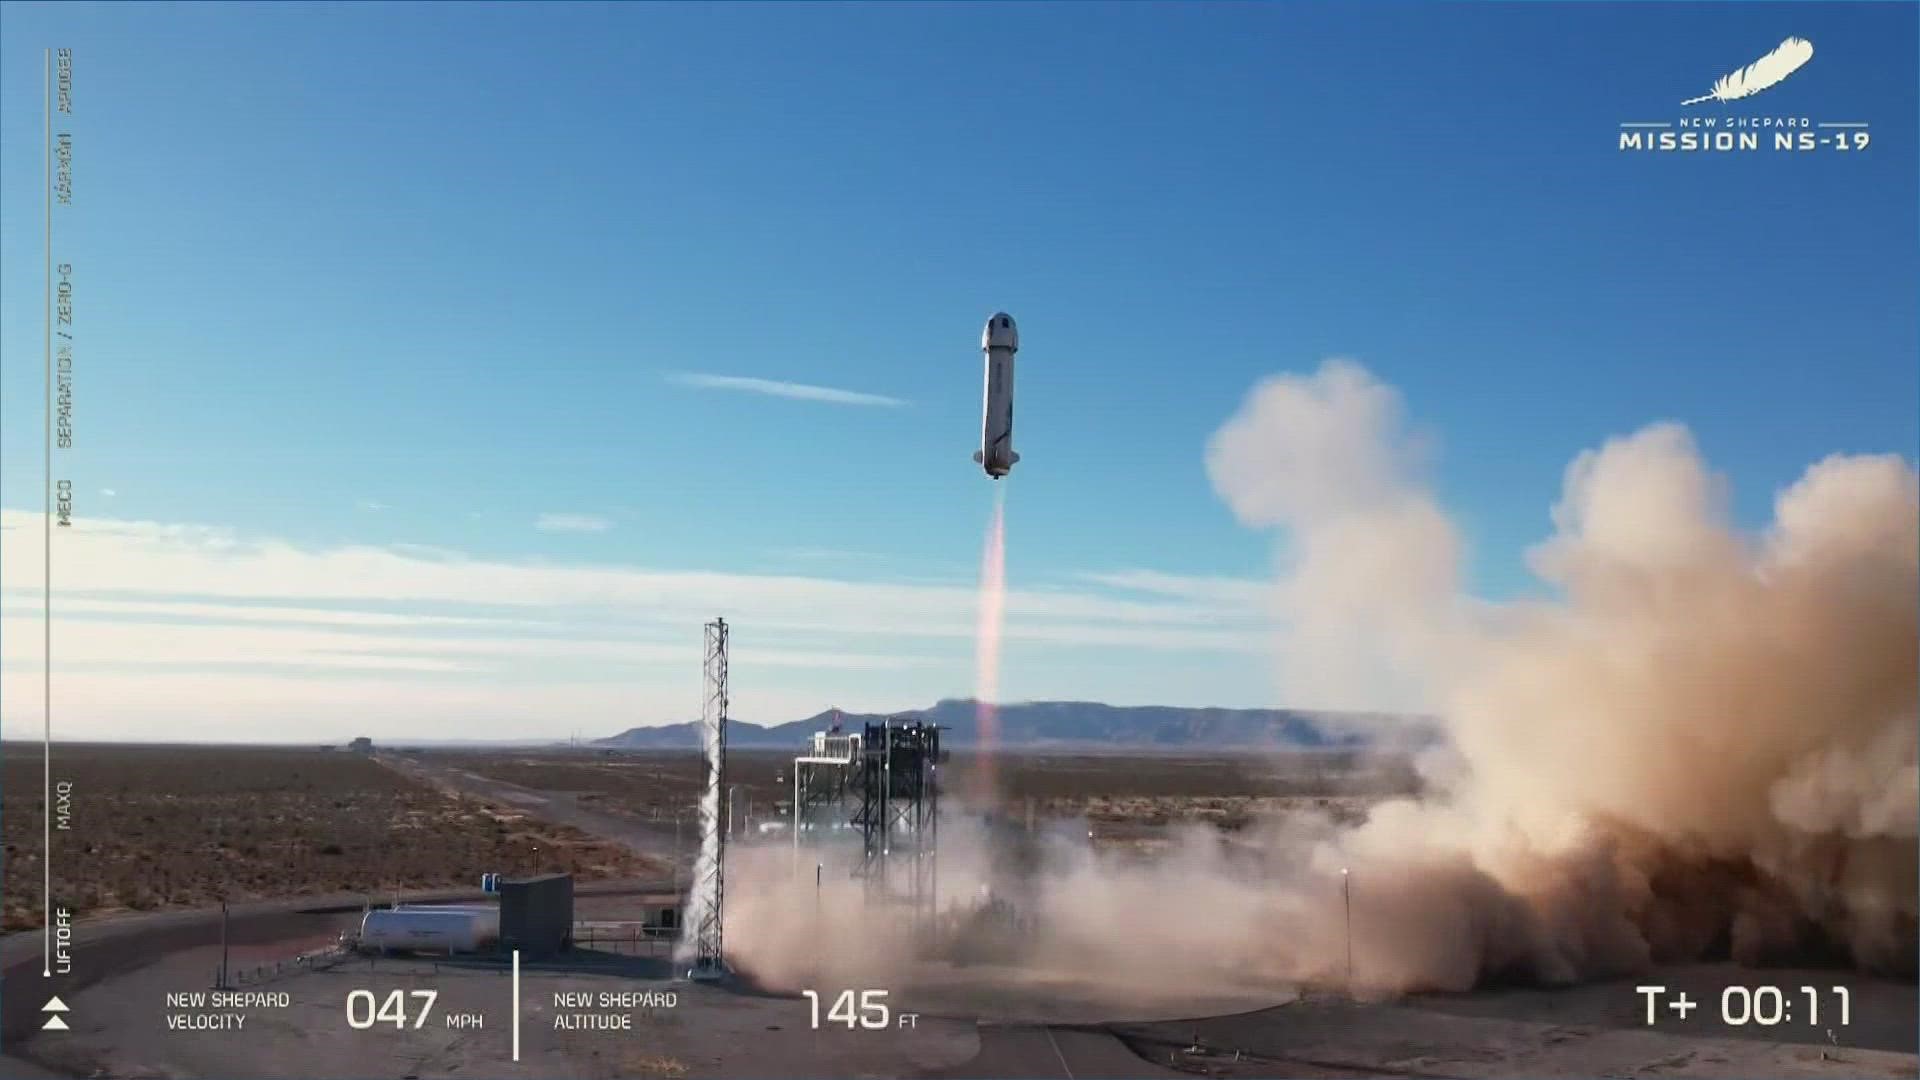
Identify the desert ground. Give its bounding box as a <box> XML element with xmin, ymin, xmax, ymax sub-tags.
<box><xmin>0</xmin><ymin>743</ymin><xmax>666</xmax><ymax>931</ymax></box>
<box><xmin>2</xmin><ymin>741</ymin><xmax>1913</xmax><ymax>1079</ymax></box>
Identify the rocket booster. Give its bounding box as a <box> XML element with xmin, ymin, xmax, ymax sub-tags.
<box><xmin>973</xmin><ymin>312</ymin><xmax>1020</xmax><ymax>479</ymax></box>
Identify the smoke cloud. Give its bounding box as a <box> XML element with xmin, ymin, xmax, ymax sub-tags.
<box><xmin>723</xmin><ymin>359</ymin><xmax>1916</xmax><ymax>1002</ymax></box>
<box><xmin>1206</xmin><ymin>360</ymin><xmax>1917</xmax><ymax>987</ymax></box>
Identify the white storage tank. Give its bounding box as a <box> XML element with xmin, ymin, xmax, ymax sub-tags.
<box><xmin>397</xmin><ymin>903</ymin><xmax>500</xmax><ymax>940</ymax></box>
<box><xmin>359</xmin><ymin>908</ymin><xmax>492</xmax><ymax>954</ymax></box>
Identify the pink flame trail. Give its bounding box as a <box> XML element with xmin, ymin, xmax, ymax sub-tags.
<box><xmin>971</xmin><ymin>488</ymin><xmax>1008</xmax><ymax>804</ymax></box>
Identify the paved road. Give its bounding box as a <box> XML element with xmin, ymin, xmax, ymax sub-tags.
<box><xmin>0</xmin><ymin>1051</ymin><xmax>68</xmax><ymax>1078</ymax></box>
<box><xmin>928</xmin><ymin>1024</ymin><xmax>1190</xmax><ymax>1079</ymax></box>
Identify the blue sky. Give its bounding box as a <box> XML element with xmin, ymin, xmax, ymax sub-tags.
<box><xmin>1</xmin><ymin>2</ymin><xmax>1914</xmax><ymax>740</ymax></box>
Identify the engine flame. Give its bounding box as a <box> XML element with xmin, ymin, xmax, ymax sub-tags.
<box><xmin>972</xmin><ymin>488</ymin><xmax>1008</xmax><ymax>804</ymax></box>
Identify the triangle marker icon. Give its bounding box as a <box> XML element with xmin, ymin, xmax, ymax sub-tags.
<box><xmin>42</xmin><ymin>1015</ymin><xmax>69</xmax><ymax>1031</ymax></box>
<box><xmin>43</xmin><ymin>995</ymin><xmax>69</xmax><ymax>1012</ymax></box>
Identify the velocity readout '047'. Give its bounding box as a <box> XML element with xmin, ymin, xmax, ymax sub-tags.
<box><xmin>802</xmin><ymin>989</ymin><xmax>920</xmax><ymax>1030</ymax></box>
<box><xmin>346</xmin><ymin>990</ymin><xmax>438</xmax><ymax>1030</ymax></box>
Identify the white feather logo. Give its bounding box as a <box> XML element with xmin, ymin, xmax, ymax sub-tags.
<box><xmin>1682</xmin><ymin>37</ymin><xmax>1814</xmax><ymax>106</ymax></box>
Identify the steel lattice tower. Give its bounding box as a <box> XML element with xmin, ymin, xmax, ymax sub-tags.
<box><xmin>689</xmin><ymin>617</ymin><xmax>730</xmax><ymax>977</ymax></box>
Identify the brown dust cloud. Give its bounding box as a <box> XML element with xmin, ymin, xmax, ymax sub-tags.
<box><xmin>724</xmin><ymin>360</ymin><xmax>1916</xmax><ymax>1004</ymax></box>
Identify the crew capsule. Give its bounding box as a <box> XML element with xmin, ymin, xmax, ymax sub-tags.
<box><xmin>973</xmin><ymin>313</ymin><xmax>1021</xmax><ymax>479</ymax></box>
<box><xmin>982</xmin><ymin>312</ymin><xmax>1019</xmax><ymax>353</ymax></box>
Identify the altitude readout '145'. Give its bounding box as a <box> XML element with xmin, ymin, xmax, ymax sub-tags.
<box><xmin>802</xmin><ymin>989</ymin><xmax>919</xmax><ymax>1030</ymax></box>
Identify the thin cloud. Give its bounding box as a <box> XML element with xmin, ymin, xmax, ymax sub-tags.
<box><xmin>1079</xmin><ymin>569</ymin><xmax>1273</xmax><ymax>611</ymax></box>
<box><xmin>0</xmin><ymin>615</ymin><xmax>931</xmax><ymax>674</ymax></box>
<box><xmin>0</xmin><ymin>509</ymin><xmax>1275</xmax><ymax>739</ymax></box>
<box><xmin>668</xmin><ymin>372</ymin><xmax>906</xmax><ymax>408</ymax></box>
<box><xmin>0</xmin><ymin>510</ymin><xmax>1262</xmax><ymax>641</ymax></box>
<box><xmin>4</xmin><ymin>595</ymin><xmax>556</xmax><ymax>631</ymax></box>
<box><xmin>357</xmin><ymin>500</ymin><xmax>390</xmax><ymax>512</ymax></box>
<box><xmin>535</xmin><ymin>513</ymin><xmax>612</xmax><ymax>534</ymax></box>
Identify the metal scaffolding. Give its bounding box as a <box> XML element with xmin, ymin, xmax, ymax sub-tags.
<box><xmin>792</xmin><ymin>720</ymin><xmax>860</xmax><ymax>846</ymax></box>
<box><xmin>852</xmin><ymin>719</ymin><xmax>943</xmax><ymax>922</ymax></box>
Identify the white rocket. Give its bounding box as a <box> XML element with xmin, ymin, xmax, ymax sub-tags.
<box><xmin>973</xmin><ymin>312</ymin><xmax>1020</xmax><ymax>479</ymax></box>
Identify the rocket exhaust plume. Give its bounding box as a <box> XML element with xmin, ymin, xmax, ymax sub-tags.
<box><xmin>972</xmin><ymin>488</ymin><xmax>1008</xmax><ymax>804</ymax></box>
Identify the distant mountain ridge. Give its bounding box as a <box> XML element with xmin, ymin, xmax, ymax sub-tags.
<box><xmin>595</xmin><ymin>699</ymin><xmax>1437</xmax><ymax>751</ymax></box>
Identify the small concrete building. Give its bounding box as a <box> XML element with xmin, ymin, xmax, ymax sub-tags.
<box><xmin>641</xmin><ymin>900</ymin><xmax>680</xmax><ymax>937</ymax></box>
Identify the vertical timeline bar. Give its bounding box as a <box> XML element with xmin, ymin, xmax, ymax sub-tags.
<box><xmin>42</xmin><ymin>46</ymin><xmax>54</xmax><ymax>979</ymax></box>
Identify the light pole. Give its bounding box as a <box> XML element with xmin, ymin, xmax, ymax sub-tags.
<box><xmin>1341</xmin><ymin>867</ymin><xmax>1352</xmax><ymax>996</ymax></box>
